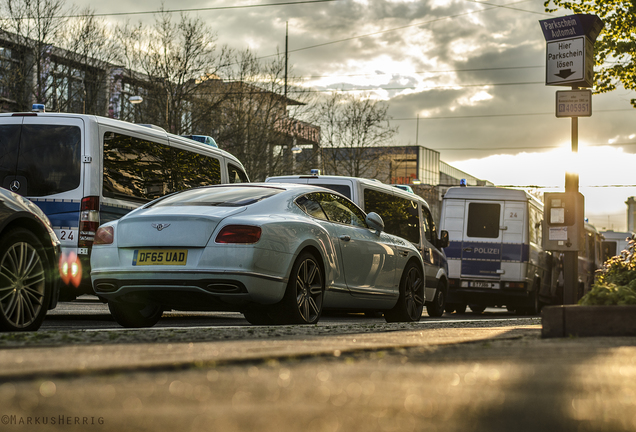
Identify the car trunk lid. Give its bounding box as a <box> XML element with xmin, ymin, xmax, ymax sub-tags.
<box><xmin>116</xmin><ymin>206</ymin><xmax>247</xmax><ymax>247</ymax></box>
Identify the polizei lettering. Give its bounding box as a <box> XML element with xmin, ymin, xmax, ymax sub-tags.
<box><xmin>474</xmin><ymin>247</ymin><xmax>499</xmax><ymax>255</ymax></box>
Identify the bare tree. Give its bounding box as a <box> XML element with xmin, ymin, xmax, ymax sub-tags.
<box><xmin>197</xmin><ymin>49</ymin><xmax>316</xmax><ymax>181</ymax></box>
<box><xmin>316</xmin><ymin>92</ymin><xmax>398</xmax><ymax>181</ymax></box>
<box><xmin>53</xmin><ymin>8</ymin><xmax>119</xmax><ymax>114</ymax></box>
<box><xmin>113</xmin><ymin>11</ymin><xmax>232</xmax><ymax>134</ymax></box>
<box><xmin>0</xmin><ymin>0</ymin><xmax>67</xmax><ymax>110</ymax></box>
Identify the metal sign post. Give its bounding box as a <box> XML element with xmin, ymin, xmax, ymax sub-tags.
<box><xmin>539</xmin><ymin>14</ymin><xmax>603</xmax><ymax>304</ymax></box>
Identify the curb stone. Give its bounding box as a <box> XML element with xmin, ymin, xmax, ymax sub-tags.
<box><xmin>541</xmin><ymin>305</ymin><xmax>636</xmax><ymax>338</ymax></box>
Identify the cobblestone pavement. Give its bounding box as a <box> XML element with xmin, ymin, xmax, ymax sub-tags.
<box><xmin>1</xmin><ymin>320</ymin><xmax>636</xmax><ymax>432</ymax></box>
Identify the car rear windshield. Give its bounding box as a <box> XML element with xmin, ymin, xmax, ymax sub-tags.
<box><xmin>149</xmin><ymin>186</ymin><xmax>282</xmax><ymax>207</ymax></box>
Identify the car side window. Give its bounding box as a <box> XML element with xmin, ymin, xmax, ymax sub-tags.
<box><xmin>422</xmin><ymin>206</ymin><xmax>435</xmax><ymax>244</ymax></box>
<box><xmin>296</xmin><ymin>194</ymin><xmax>328</xmax><ymax>220</ymax></box>
<box><xmin>316</xmin><ymin>193</ymin><xmax>368</xmax><ymax>228</ymax></box>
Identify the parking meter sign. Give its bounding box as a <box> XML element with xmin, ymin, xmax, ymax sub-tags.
<box><xmin>556</xmin><ymin>89</ymin><xmax>592</xmax><ymax>117</ymax></box>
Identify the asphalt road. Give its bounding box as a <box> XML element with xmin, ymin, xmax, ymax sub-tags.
<box><xmin>1</xmin><ymin>300</ymin><xmax>635</xmax><ymax>432</ymax></box>
<box><xmin>41</xmin><ymin>296</ymin><xmax>531</xmax><ymax>330</ymax></box>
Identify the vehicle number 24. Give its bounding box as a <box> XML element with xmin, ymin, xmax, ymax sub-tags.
<box><xmin>60</xmin><ymin>230</ymin><xmax>74</xmax><ymax>241</ymax></box>
<box><xmin>56</xmin><ymin>229</ymin><xmax>78</xmax><ymax>244</ymax></box>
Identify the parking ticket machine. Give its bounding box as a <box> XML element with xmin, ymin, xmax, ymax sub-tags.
<box><xmin>543</xmin><ymin>192</ymin><xmax>585</xmax><ymax>252</ymax></box>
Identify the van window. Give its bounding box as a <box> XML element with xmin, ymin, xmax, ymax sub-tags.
<box><xmin>172</xmin><ymin>147</ymin><xmax>222</xmax><ymax>190</ymax></box>
<box><xmin>467</xmin><ymin>203</ymin><xmax>500</xmax><ymax>238</ymax></box>
<box><xmin>601</xmin><ymin>241</ymin><xmax>616</xmax><ymax>262</ymax></box>
<box><xmin>311</xmin><ymin>183</ymin><xmax>352</xmax><ymax>199</ymax></box>
<box><xmin>0</xmin><ymin>124</ymin><xmax>81</xmax><ymax>196</ymax></box>
<box><xmin>103</xmin><ymin>132</ymin><xmax>221</xmax><ymax>202</ymax></box>
<box><xmin>364</xmin><ymin>188</ymin><xmax>419</xmax><ymax>243</ymax></box>
<box><xmin>228</xmin><ymin>163</ymin><xmax>249</xmax><ymax>183</ymax></box>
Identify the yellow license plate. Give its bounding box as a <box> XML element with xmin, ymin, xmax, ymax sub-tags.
<box><xmin>132</xmin><ymin>249</ymin><xmax>188</xmax><ymax>266</ymax></box>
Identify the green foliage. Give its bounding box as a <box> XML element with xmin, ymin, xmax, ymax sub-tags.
<box><xmin>580</xmin><ymin>236</ymin><xmax>636</xmax><ymax>305</ymax></box>
<box><xmin>544</xmin><ymin>0</ymin><xmax>636</xmax><ymax>107</ymax></box>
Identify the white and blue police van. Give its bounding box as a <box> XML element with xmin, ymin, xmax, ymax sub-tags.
<box><xmin>440</xmin><ymin>186</ymin><xmax>550</xmax><ymax>314</ymax></box>
<box><xmin>600</xmin><ymin>230</ymin><xmax>634</xmax><ymax>263</ymax></box>
<box><xmin>266</xmin><ymin>172</ymin><xmax>450</xmax><ymax>317</ymax></box>
<box><xmin>0</xmin><ymin>106</ymin><xmax>249</xmax><ymax>300</ymax></box>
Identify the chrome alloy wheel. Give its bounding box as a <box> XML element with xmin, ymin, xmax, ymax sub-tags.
<box><xmin>0</xmin><ymin>241</ymin><xmax>46</xmax><ymax>329</ymax></box>
<box><xmin>404</xmin><ymin>265</ymin><xmax>424</xmax><ymax>320</ymax></box>
<box><xmin>294</xmin><ymin>257</ymin><xmax>323</xmax><ymax>323</ymax></box>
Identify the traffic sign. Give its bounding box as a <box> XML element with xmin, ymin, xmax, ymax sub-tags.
<box><xmin>546</xmin><ymin>36</ymin><xmax>594</xmax><ymax>87</ymax></box>
<box><xmin>556</xmin><ymin>89</ymin><xmax>592</xmax><ymax>117</ymax></box>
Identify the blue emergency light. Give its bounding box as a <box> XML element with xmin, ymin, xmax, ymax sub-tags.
<box><xmin>181</xmin><ymin>135</ymin><xmax>218</xmax><ymax>148</ymax></box>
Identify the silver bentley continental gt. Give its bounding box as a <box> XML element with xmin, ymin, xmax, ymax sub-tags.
<box><xmin>90</xmin><ymin>184</ymin><xmax>426</xmax><ymax>327</ymax></box>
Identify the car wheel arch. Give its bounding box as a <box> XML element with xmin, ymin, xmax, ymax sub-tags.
<box><xmin>5</xmin><ymin>218</ymin><xmax>59</xmax><ymax>306</ymax></box>
<box><xmin>291</xmin><ymin>245</ymin><xmax>326</xmax><ymax>279</ymax></box>
<box><xmin>2</xmin><ymin>217</ymin><xmax>58</xmax><ymax>270</ymax></box>
<box><xmin>407</xmin><ymin>257</ymin><xmax>425</xmax><ymax>280</ymax></box>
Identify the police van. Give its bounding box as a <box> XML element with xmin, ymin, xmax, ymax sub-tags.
<box><xmin>440</xmin><ymin>186</ymin><xmax>550</xmax><ymax>314</ymax></box>
<box><xmin>600</xmin><ymin>230</ymin><xmax>634</xmax><ymax>262</ymax></box>
<box><xmin>0</xmin><ymin>107</ymin><xmax>249</xmax><ymax>299</ymax></box>
<box><xmin>266</xmin><ymin>173</ymin><xmax>450</xmax><ymax>317</ymax></box>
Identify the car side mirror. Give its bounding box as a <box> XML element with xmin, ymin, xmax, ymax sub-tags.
<box><xmin>366</xmin><ymin>212</ymin><xmax>384</xmax><ymax>233</ymax></box>
<box><xmin>438</xmin><ymin>230</ymin><xmax>450</xmax><ymax>249</ymax></box>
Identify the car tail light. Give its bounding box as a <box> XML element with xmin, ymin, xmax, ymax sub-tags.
<box><xmin>79</xmin><ymin>196</ymin><xmax>100</xmax><ymax>248</ymax></box>
<box><xmin>215</xmin><ymin>225</ymin><xmax>262</xmax><ymax>244</ymax></box>
<box><xmin>94</xmin><ymin>226</ymin><xmax>114</xmax><ymax>245</ymax></box>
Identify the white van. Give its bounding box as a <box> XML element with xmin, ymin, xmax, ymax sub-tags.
<box><xmin>266</xmin><ymin>174</ymin><xmax>450</xmax><ymax>317</ymax></box>
<box><xmin>0</xmin><ymin>110</ymin><xmax>249</xmax><ymax>299</ymax></box>
<box><xmin>440</xmin><ymin>186</ymin><xmax>550</xmax><ymax>314</ymax></box>
<box><xmin>600</xmin><ymin>231</ymin><xmax>634</xmax><ymax>262</ymax></box>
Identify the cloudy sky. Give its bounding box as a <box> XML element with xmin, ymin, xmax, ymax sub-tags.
<box><xmin>74</xmin><ymin>0</ymin><xmax>636</xmax><ymax>230</ymax></box>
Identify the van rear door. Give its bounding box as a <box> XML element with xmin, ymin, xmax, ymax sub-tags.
<box><xmin>461</xmin><ymin>200</ymin><xmax>504</xmax><ymax>279</ymax></box>
<box><xmin>1</xmin><ymin>115</ymin><xmax>84</xmax><ymax>247</ymax></box>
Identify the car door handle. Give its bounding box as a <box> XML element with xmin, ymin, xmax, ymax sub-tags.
<box><xmin>339</xmin><ymin>235</ymin><xmax>351</xmax><ymax>241</ymax></box>
<box><xmin>463</xmin><ymin>247</ymin><xmax>473</xmax><ymax>252</ymax></box>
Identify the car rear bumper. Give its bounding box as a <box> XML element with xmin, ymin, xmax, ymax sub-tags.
<box><xmin>446</xmin><ymin>278</ymin><xmax>532</xmax><ymax>307</ymax></box>
<box><xmin>92</xmin><ymin>269</ymin><xmax>288</xmax><ymax>310</ymax></box>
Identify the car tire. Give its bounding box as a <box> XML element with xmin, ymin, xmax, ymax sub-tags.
<box><xmin>276</xmin><ymin>251</ymin><xmax>324</xmax><ymax>325</ymax></box>
<box><xmin>519</xmin><ymin>286</ymin><xmax>541</xmax><ymax>316</ymax></box>
<box><xmin>469</xmin><ymin>304</ymin><xmax>486</xmax><ymax>314</ymax></box>
<box><xmin>425</xmin><ymin>282</ymin><xmax>446</xmax><ymax>318</ymax></box>
<box><xmin>0</xmin><ymin>228</ymin><xmax>52</xmax><ymax>332</ymax></box>
<box><xmin>243</xmin><ymin>307</ymin><xmax>275</xmax><ymax>325</ymax></box>
<box><xmin>385</xmin><ymin>262</ymin><xmax>425</xmax><ymax>323</ymax></box>
<box><xmin>108</xmin><ymin>301</ymin><xmax>163</xmax><ymax>328</ymax></box>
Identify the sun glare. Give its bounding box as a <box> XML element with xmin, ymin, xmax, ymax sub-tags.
<box><xmin>451</xmin><ymin>145</ymin><xmax>636</xmax><ymax>219</ymax></box>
